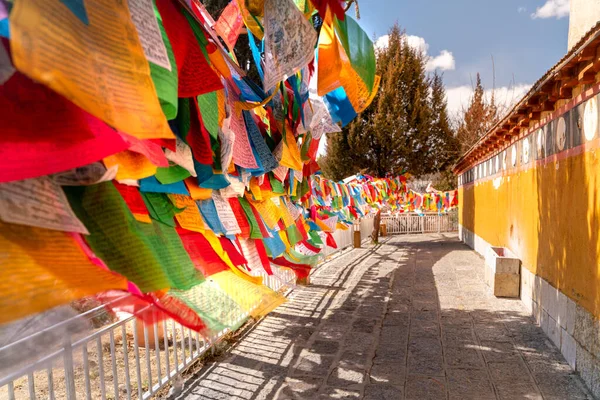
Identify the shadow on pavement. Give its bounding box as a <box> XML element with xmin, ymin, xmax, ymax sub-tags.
<box><xmin>171</xmin><ymin>234</ymin><xmax>593</xmax><ymax>400</ymax></box>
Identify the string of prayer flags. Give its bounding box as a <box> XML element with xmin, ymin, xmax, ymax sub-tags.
<box><xmin>0</xmin><ymin>0</ymin><xmax>409</xmax><ymax>334</ymax></box>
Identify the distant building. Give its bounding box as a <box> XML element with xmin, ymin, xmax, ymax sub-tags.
<box><xmin>454</xmin><ymin>7</ymin><xmax>600</xmax><ymax>397</ymax></box>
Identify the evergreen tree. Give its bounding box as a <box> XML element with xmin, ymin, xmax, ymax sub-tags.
<box><xmin>322</xmin><ymin>24</ymin><xmax>459</xmax><ymax>182</ymax></box>
<box><xmin>428</xmin><ymin>72</ymin><xmax>460</xmax><ymax>172</ymax></box>
<box><xmin>456</xmin><ymin>73</ymin><xmax>498</xmax><ymax>152</ymax></box>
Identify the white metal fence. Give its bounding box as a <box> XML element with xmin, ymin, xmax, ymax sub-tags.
<box><xmin>316</xmin><ymin>215</ymin><xmax>375</xmax><ymax>260</ymax></box>
<box><xmin>382</xmin><ymin>211</ymin><xmax>458</xmax><ymax>235</ymax></box>
<box><xmin>0</xmin><ymin>217</ymin><xmax>377</xmax><ymax>400</ymax></box>
<box><xmin>0</xmin><ymin>266</ymin><xmax>297</xmax><ymax>400</ymax></box>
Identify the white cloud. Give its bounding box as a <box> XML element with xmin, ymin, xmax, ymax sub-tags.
<box><xmin>405</xmin><ymin>35</ymin><xmax>428</xmax><ymax>54</ymax></box>
<box><xmin>517</xmin><ymin>6</ymin><xmax>527</xmax><ymax>13</ymax></box>
<box><xmin>426</xmin><ymin>50</ymin><xmax>456</xmax><ymax>72</ymax></box>
<box><xmin>375</xmin><ymin>35</ymin><xmax>390</xmax><ymax>50</ymax></box>
<box><xmin>375</xmin><ymin>34</ymin><xmax>455</xmax><ymax>72</ymax></box>
<box><xmin>531</xmin><ymin>0</ymin><xmax>570</xmax><ymax>19</ymax></box>
<box><xmin>445</xmin><ymin>83</ymin><xmax>532</xmax><ymax>117</ymax></box>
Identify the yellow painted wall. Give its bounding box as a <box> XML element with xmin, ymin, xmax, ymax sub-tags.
<box><xmin>460</xmin><ymin>148</ymin><xmax>600</xmax><ymax>318</ymax></box>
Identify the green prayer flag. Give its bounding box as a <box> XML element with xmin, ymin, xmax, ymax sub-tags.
<box><xmin>155</xmin><ymin>165</ymin><xmax>191</xmax><ymax>184</ymax></box>
<box><xmin>149</xmin><ymin>0</ymin><xmax>178</xmax><ymax>120</ymax></box>
<box><xmin>65</xmin><ymin>182</ymin><xmax>203</xmax><ymax>293</ymax></box>
<box><xmin>142</xmin><ymin>192</ymin><xmax>182</xmax><ymax>227</ymax></box>
<box><xmin>334</xmin><ymin>15</ymin><xmax>376</xmax><ymax>93</ymax></box>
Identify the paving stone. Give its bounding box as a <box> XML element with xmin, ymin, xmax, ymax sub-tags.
<box><xmin>379</xmin><ymin>325</ymin><xmax>409</xmax><ymax>346</ymax></box>
<box><xmin>368</xmin><ymin>362</ymin><xmax>406</xmax><ymax>384</ymax></box>
<box><xmin>410</xmin><ymin>319</ymin><xmax>440</xmax><ymax>338</ymax></box>
<box><xmin>279</xmin><ymin>376</ymin><xmax>324</xmax><ymax>399</ymax></box>
<box><xmin>479</xmin><ymin>340</ymin><xmax>521</xmax><ymax>362</ymax></box>
<box><xmin>382</xmin><ymin>312</ymin><xmax>409</xmax><ymax>327</ymax></box>
<box><xmin>318</xmin><ymin>386</ymin><xmax>361</xmax><ymax>399</ymax></box>
<box><xmin>351</xmin><ymin>318</ymin><xmax>379</xmax><ymax>333</ymax></box>
<box><xmin>494</xmin><ymin>381</ymin><xmax>543</xmax><ymax>400</ymax></box>
<box><xmin>534</xmin><ymin>372</ymin><xmax>592</xmax><ymax>399</ymax></box>
<box><xmin>488</xmin><ymin>360</ymin><xmax>532</xmax><ymax>382</ymax></box>
<box><xmin>444</xmin><ymin>346</ymin><xmax>485</xmax><ymax>368</ymax></box>
<box><xmin>373</xmin><ymin>348</ymin><xmax>407</xmax><ymax>364</ymax></box>
<box><xmin>326</xmin><ymin>366</ymin><xmax>365</xmax><ymax>387</ymax></box>
<box><xmin>173</xmin><ymin>235</ymin><xmax>591</xmax><ymax>400</ymax></box>
<box><xmin>314</xmin><ymin>325</ymin><xmax>347</xmax><ymax>341</ymax></box>
<box><xmin>447</xmin><ymin>370</ymin><xmax>495</xmax><ymax>400</ymax></box>
<box><xmin>338</xmin><ymin>350</ymin><xmax>369</xmax><ymax>370</ymax></box>
<box><xmin>405</xmin><ymin>375</ymin><xmax>446</xmax><ymax>400</ymax></box>
<box><xmin>292</xmin><ymin>355</ymin><xmax>334</xmax><ymax>376</ymax></box>
<box><xmin>344</xmin><ymin>332</ymin><xmax>375</xmax><ymax>352</ymax></box>
<box><xmin>309</xmin><ymin>340</ymin><xmax>340</xmax><ymax>355</ymax></box>
<box><xmin>363</xmin><ymin>384</ymin><xmax>403</xmax><ymax>399</ymax></box>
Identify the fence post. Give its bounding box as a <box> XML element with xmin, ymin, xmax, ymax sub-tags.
<box><xmin>63</xmin><ymin>339</ymin><xmax>76</xmax><ymax>400</ymax></box>
<box><xmin>353</xmin><ymin>221</ymin><xmax>361</xmax><ymax>248</ymax></box>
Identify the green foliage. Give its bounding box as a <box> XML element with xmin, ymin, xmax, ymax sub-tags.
<box><xmin>321</xmin><ymin>24</ymin><xmax>459</xmax><ymax>183</ymax></box>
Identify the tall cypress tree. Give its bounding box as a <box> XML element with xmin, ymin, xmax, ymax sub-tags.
<box><xmin>322</xmin><ymin>24</ymin><xmax>458</xmax><ymax>181</ymax></box>
<box><xmin>455</xmin><ymin>73</ymin><xmax>499</xmax><ymax>153</ymax></box>
<box><xmin>428</xmin><ymin>72</ymin><xmax>460</xmax><ymax>172</ymax></box>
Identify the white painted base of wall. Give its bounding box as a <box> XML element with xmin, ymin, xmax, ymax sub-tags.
<box><xmin>459</xmin><ymin>224</ymin><xmax>600</xmax><ymax>398</ymax></box>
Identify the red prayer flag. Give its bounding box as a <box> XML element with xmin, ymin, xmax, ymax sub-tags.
<box><xmin>214</xmin><ymin>0</ymin><xmax>243</xmax><ymax>49</ymax></box>
<box><xmin>0</xmin><ymin>73</ymin><xmax>128</xmax><ymax>183</ymax></box>
<box><xmin>155</xmin><ymin>0</ymin><xmax>223</xmax><ymax>97</ymax></box>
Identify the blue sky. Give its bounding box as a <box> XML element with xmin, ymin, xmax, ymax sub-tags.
<box><xmin>354</xmin><ymin>0</ymin><xmax>570</xmax><ymax>116</ymax></box>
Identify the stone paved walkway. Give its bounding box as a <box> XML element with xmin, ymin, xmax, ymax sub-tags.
<box><xmin>173</xmin><ymin>234</ymin><xmax>594</xmax><ymax>400</ymax></box>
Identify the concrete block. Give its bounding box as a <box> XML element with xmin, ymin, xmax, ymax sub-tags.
<box><xmin>520</xmin><ymin>267</ymin><xmax>533</xmax><ymax>300</ymax></box>
<box><xmin>521</xmin><ymin>294</ymin><xmax>533</xmax><ymax>314</ymax></box>
<box><xmin>592</xmin><ymin>320</ymin><xmax>600</xmax><ymax>360</ymax></box>
<box><xmin>485</xmin><ymin>247</ymin><xmax>520</xmax><ymax>298</ymax></box>
<box><xmin>541</xmin><ymin>280</ymin><xmax>550</xmax><ymax>313</ymax></box>
<box><xmin>541</xmin><ymin>310</ymin><xmax>550</xmax><ymax>335</ymax></box>
<box><xmin>575</xmin><ymin>343</ymin><xmax>597</xmax><ymax>394</ymax></box>
<box><xmin>574</xmin><ymin>304</ymin><xmax>595</xmax><ymax>353</ymax></box>
<box><xmin>546</xmin><ymin>284</ymin><xmax>559</xmax><ymax>321</ymax></box>
<box><xmin>494</xmin><ymin>274</ymin><xmax>520</xmax><ymax>298</ymax></box>
<box><xmin>566</xmin><ymin>298</ymin><xmax>576</xmax><ymax>335</ymax></box>
<box><xmin>547</xmin><ymin>315</ymin><xmax>561</xmax><ymax>349</ymax></box>
<box><xmin>558</xmin><ymin>291</ymin><xmax>568</xmax><ymax>330</ymax></box>
<box><xmin>561</xmin><ymin>330</ymin><xmax>577</xmax><ymax>370</ymax></box>
<box><xmin>533</xmin><ymin>275</ymin><xmax>543</xmax><ymax>303</ymax></box>
<box><xmin>532</xmin><ymin>301</ymin><xmax>543</xmax><ymax>326</ymax></box>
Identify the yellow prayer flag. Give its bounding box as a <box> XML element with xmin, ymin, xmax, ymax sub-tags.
<box><xmin>0</xmin><ymin>221</ymin><xmax>128</xmax><ymax>324</ymax></box>
<box><xmin>184</xmin><ymin>178</ymin><xmax>213</xmax><ymax>200</ymax></box>
<box><xmin>104</xmin><ymin>151</ymin><xmax>157</xmax><ymax>181</ymax></box>
<box><xmin>10</xmin><ymin>0</ymin><xmax>173</xmax><ymax>139</ymax></box>
<box><xmin>250</xmin><ymin>198</ymin><xmax>282</xmax><ymax>230</ymax></box>
<box><xmin>203</xmin><ymin>231</ymin><xmax>262</xmax><ymax>285</ymax></box>
<box><xmin>168</xmin><ymin>194</ymin><xmax>206</xmax><ymax>233</ymax></box>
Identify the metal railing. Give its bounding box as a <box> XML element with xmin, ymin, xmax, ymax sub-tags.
<box><xmin>0</xmin><ymin>217</ymin><xmax>377</xmax><ymax>400</ymax></box>
<box><xmin>359</xmin><ymin>216</ymin><xmax>375</xmax><ymax>242</ymax></box>
<box><xmin>382</xmin><ymin>211</ymin><xmax>458</xmax><ymax>235</ymax></box>
<box><xmin>318</xmin><ymin>215</ymin><xmax>375</xmax><ymax>259</ymax></box>
<box><xmin>0</xmin><ymin>266</ymin><xmax>296</xmax><ymax>400</ymax></box>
